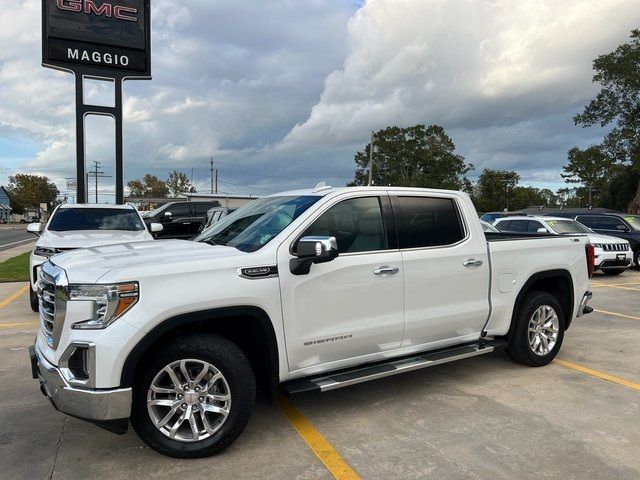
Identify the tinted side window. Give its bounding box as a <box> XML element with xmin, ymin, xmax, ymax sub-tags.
<box><xmin>600</xmin><ymin>216</ymin><xmax>626</xmax><ymax>229</ymax></box>
<box><xmin>166</xmin><ymin>203</ymin><xmax>190</xmax><ymax>216</ymax></box>
<box><xmin>527</xmin><ymin>221</ymin><xmax>543</xmax><ymax>232</ymax></box>
<box><xmin>302</xmin><ymin>197</ymin><xmax>386</xmax><ymax>253</ymax></box>
<box><xmin>394</xmin><ymin>197</ymin><xmax>464</xmax><ymax>248</ymax></box>
<box><xmin>495</xmin><ymin>220</ymin><xmax>511</xmax><ymax>231</ymax></box>
<box><xmin>194</xmin><ymin>203</ymin><xmax>215</xmax><ymax>214</ymax></box>
<box><xmin>505</xmin><ymin>220</ymin><xmax>527</xmax><ymax>232</ymax></box>
<box><xmin>576</xmin><ymin>216</ymin><xmax>600</xmax><ymax>229</ymax></box>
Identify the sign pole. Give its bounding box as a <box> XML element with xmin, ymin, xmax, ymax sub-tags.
<box><xmin>74</xmin><ymin>73</ymin><xmax>86</xmax><ymax>204</ymax></box>
<box><xmin>115</xmin><ymin>78</ymin><xmax>124</xmax><ymax>204</ymax></box>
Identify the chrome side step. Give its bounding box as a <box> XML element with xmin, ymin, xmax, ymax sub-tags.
<box><xmin>281</xmin><ymin>339</ymin><xmax>507</xmax><ymax>395</ymax></box>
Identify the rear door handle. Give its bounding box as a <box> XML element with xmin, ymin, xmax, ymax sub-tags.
<box><xmin>374</xmin><ymin>266</ymin><xmax>399</xmax><ymax>275</ymax></box>
<box><xmin>463</xmin><ymin>259</ymin><xmax>483</xmax><ymax>267</ymax></box>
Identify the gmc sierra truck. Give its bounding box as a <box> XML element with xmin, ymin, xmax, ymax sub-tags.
<box><xmin>29</xmin><ymin>186</ymin><xmax>594</xmax><ymax>458</ymax></box>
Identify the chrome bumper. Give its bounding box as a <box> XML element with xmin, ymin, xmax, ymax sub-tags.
<box><xmin>577</xmin><ymin>291</ymin><xmax>593</xmax><ymax>317</ymax></box>
<box><xmin>29</xmin><ymin>343</ymin><xmax>132</xmax><ymax>422</ymax></box>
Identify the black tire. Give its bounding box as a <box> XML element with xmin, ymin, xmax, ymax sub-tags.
<box><xmin>601</xmin><ymin>268</ymin><xmax>625</xmax><ymax>276</ymax></box>
<box><xmin>29</xmin><ymin>286</ymin><xmax>39</xmax><ymax>312</ymax></box>
<box><xmin>506</xmin><ymin>291</ymin><xmax>565</xmax><ymax>367</ymax></box>
<box><xmin>131</xmin><ymin>334</ymin><xmax>256</xmax><ymax>458</ymax></box>
<box><xmin>635</xmin><ymin>250</ymin><xmax>640</xmax><ymax>270</ymax></box>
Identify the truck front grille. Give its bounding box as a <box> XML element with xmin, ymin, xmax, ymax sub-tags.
<box><xmin>38</xmin><ymin>269</ymin><xmax>56</xmax><ymax>344</ymax></box>
<box><xmin>603</xmin><ymin>243</ymin><xmax>628</xmax><ymax>252</ymax></box>
<box><xmin>37</xmin><ymin>262</ymin><xmax>68</xmax><ymax>350</ymax></box>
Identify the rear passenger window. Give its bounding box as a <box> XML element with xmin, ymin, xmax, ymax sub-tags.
<box><xmin>576</xmin><ymin>216</ymin><xmax>601</xmax><ymax>229</ymax></box>
<box><xmin>507</xmin><ymin>220</ymin><xmax>527</xmax><ymax>232</ymax></box>
<box><xmin>394</xmin><ymin>197</ymin><xmax>465</xmax><ymax>248</ymax></box>
<box><xmin>495</xmin><ymin>220</ymin><xmax>511</xmax><ymax>231</ymax></box>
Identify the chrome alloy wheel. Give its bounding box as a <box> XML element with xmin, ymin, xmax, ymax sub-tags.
<box><xmin>527</xmin><ymin>305</ymin><xmax>560</xmax><ymax>356</ymax></box>
<box><xmin>147</xmin><ymin>359</ymin><xmax>231</xmax><ymax>442</ymax></box>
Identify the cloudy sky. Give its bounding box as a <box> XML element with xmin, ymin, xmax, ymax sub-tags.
<box><xmin>1</xmin><ymin>0</ymin><xmax>639</xmax><ymax>201</ymax></box>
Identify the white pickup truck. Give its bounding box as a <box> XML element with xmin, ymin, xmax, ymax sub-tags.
<box><xmin>29</xmin><ymin>186</ymin><xmax>594</xmax><ymax>458</ymax></box>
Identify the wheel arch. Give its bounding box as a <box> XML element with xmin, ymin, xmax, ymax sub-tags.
<box><xmin>508</xmin><ymin>269</ymin><xmax>575</xmax><ymax>338</ymax></box>
<box><xmin>120</xmin><ymin>306</ymin><xmax>279</xmax><ymax>400</ymax></box>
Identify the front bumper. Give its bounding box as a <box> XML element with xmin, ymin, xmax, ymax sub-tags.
<box><xmin>29</xmin><ymin>343</ymin><xmax>131</xmax><ymax>428</ymax></box>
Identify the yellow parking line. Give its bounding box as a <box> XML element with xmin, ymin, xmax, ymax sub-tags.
<box><xmin>0</xmin><ymin>284</ymin><xmax>29</xmax><ymax>309</ymax></box>
<box><xmin>591</xmin><ymin>281</ymin><xmax>640</xmax><ymax>287</ymax></box>
<box><xmin>0</xmin><ymin>321</ymin><xmax>39</xmax><ymax>329</ymax></box>
<box><xmin>277</xmin><ymin>396</ymin><xmax>360</xmax><ymax>480</ymax></box>
<box><xmin>591</xmin><ymin>284</ymin><xmax>640</xmax><ymax>292</ymax></box>
<box><xmin>594</xmin><ymin>308</ymin><xmax>640</xmax><ymax>321</ymax></box>
<box><xmin>554</xmin><ymin>359</ymin><xmax>640</xmax><ymax>392</ymax></box>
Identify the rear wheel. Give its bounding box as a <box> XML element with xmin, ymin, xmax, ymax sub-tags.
<box><xmin>29</xmin><ymin>286</ymin><xmax>39</xmax><ymax>312</ymax></box>
<box><xmin>601</xmin><ymin>268</ymin><xmax>625</xmax><ymax>276</ymax></box>
<box><xmin>506</xmin><ymin>291</ymin><xmax>565</xmax><ymax>367</ymax></box>
<box><xmin>635</xmin><ymin>249</ymin><xmax>640</xmax><ymax>270</ymax></box>
<box><xmin>131</xmin><ymin>334</ymin><xmax>255</xmax><ymax>458</ymax></box>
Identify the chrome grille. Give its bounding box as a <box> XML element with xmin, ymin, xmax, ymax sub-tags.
<box><xmin>603</xmin><ymin>243</ymin><xmax>628</xmax><ymax>252</ymax></box>
<box><xmin>38</xmin><ymin>268</ymin><xmax>56</xmax><ymax>343</ymax></box>
<box><xmin>37</xmin><ymin>262</ymin><xmax>68</xmax><ymax>349</ymax></box>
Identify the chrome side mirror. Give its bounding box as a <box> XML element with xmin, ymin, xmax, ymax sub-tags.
<box><xmin>290</xmin><ymin>236</ymin><xmax>338</xmax><ymax>275</ymax></box>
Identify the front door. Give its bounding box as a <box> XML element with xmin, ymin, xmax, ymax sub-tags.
<box><xmin>278</xmin><ymin>194</ymin><xmax>404</xmax><ymax>374</ymax></box>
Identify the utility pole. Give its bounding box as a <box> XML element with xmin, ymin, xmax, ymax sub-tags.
<box><xmin>367</xmin><ymin>131</ymin><xmax>375</xmax><ymax>186</ymax></box>
<box><xmin>210</xmin><ymin>156</ymin><xmax>215</xmax><ymax>194</ymax></box>
<box><xmin>85</xmin><ymin>160</ymin><xmax>110</xmax><ymax>204</ymax></box>
<box><xmin>214</xmin><ymin>167</ymin><xmax>218</xmax><ymax>194</ymax></box>
<box><xmin>502</xmin><ymin>178</ymin><xmax>510</xmax><ymax>212</ymax></box>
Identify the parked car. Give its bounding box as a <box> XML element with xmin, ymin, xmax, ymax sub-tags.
<box><xmin>564</xmin><ymin>213</ymin><xmax>640</xmax><ymax>268</ymax></box>
<box><xmin>143</xmin><ymin>201</ymin><xmax>220</xmax><ymax>239</ymax></box>
<box><xmin>494</xmin><ymin>216</ymin><xmax>632</xmax><ymax>275</ymax></box>
<box><xmin>27</xmin><ymin>204</ymin><xmax>162</xmax><ymax>312</ymax></box>
<box><xmin>30</xmin><ymin>186</ymin><xmax>593</xmax><ymax>458</ymax></box>
<box><xmin>201</xmin><ymin>206</ymin><xmax>237</xmax><ymax>231</ymax></box>
<box><xmin>479</xmin><ymin>211</ymin><xmax>526</xmax><ymax>223</ymax></box>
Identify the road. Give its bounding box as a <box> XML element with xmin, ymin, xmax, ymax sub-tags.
<box><xmin>0</xmin><ymin>226</ymin><xmax>34</xmax><ymax>252</ymax></box>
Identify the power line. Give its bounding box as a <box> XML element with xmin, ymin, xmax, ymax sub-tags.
<box><xmin>86</xmin><ymin>161</ymin><xmax>111</xmax><ymax>203</ymax></box>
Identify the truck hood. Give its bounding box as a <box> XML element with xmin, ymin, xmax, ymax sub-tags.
<box><xmin>50</xmin><ymin>239</ymin><xmax>246</xmax><ymax>283</ymax></box>
<box><xmin>586</xmin><ymin>233</ymin><xmax>629</xmax><ymax>245</ymax></box>
<box><xmin>37</xmin><ymin>229</ymin><xmax>152</xmax><ymax>249</ymax></box>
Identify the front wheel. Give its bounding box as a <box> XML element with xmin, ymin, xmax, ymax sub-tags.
<box><xmin>131</xmin><ymin>334</ymin><xmax>256</xmax><ymax>458</ymax></box>
<box><xmin>506</xmin><ymin>291</ymin><xmax>565</xmax><ymax>367</ymax></box>
<box><xmin>601</xmin><ymin>268</ymin><xmax>625</xmax><ymax>276</ymax></box>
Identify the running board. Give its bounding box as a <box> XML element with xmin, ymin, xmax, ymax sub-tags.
<box><xmin>281</xmin><ymin>339</ymin><xmax>507</xmax><ymax>395</ymax></box>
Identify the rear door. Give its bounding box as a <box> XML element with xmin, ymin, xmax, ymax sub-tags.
<box><xmin>392</xmin><ymin>194</ymin><xmax>490</xmax><ymax>348</ymax></box>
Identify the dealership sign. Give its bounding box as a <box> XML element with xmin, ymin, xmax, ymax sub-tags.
<box><xmin>42</xmin><ymin>0</ymin><xmax>151</xmax><ymax>76</ymax></box>
<box><xmin>42</xmin><ymin>0</ymin><xmax>151</xmax><ymax>205</ymax></box>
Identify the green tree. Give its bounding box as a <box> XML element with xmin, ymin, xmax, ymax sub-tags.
<box><xmin>573</xmin><ymin>29</ymin><xmax>640</xmax><ymax>212</ymax></box>
<box><xmin>166</xmin><ymin>170</ymin><xmax>196</xmax><ymax>196</ymax></box>
<box><xmin>600</xmin><ymin>165</ymin><xmax>640</xmax><ymax>212</ymax></box>
<box><xmin>348</xmin><ymin>125</ymin><xmax>473</xmax><ymax>189</ymax></box>
<box><xmin>6</xmin><ymin>174</ymin><xmax>59</xmax><ymax>215</ymax></box>
<box><xmin>561</xmin><ymin>146</ymin><xmax>616</xmax><ymax>207</ymax></box>
<box><xmin>127</xmin><ymin>174</ymin><xmax>169</xmax><ymax>198</ymax></box>
<box><xmin>472</xmin><ymin>169</ymin><xmax>519</xmax><ymax>212</ymax></box>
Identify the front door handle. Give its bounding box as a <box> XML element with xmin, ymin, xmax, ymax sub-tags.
<box><xmin>374</xmin><ymin>266</ymin><xmax>399</xmax><ymax>275</ymax></box>
<box><xmin>463</xmin><ymin>259</ymin><xmax>483</xmax><ymax>267</ymax></box>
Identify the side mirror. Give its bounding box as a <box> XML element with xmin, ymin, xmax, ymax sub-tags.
<box><xmin>290</xmin><ymin>236</ymin><xmax>339</xmax><ymax>275</ymax></box>
<box><xmin>27</xmin><ymin>223</ymin><xmax>42</xmax><ymax>236</ymax></box>
<box><xmin>536</xmin><ymin>227</ymin><xmax>548</xmax><ymax>233</ymax></box>
<box><xmin>164</xmin><ymin>211</ymin><xmax>172</xmax><ymax>217</ymax></box>
<box><xmin>149</xmin><ymin>223</ymin><xmax>164</xmax><ymax>233</ymax></box>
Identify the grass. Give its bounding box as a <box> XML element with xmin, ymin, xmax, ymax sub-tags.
<box><xmin>0</xmin><ymin>252</ymin><xmax>30</xmax><ymax>282</ymax></box>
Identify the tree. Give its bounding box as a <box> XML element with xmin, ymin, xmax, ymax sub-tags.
<box><xmin>573</xmin><ymin>29</ymin><xmax>640</xmax><ymax>212</ymax></box>
<box><xmin>166</xmin><ymin>170</ymin><xmax>196</xmax><ymax>196</ymax></box>
<box><xmin>348</xmin><ymin>125</ymin><xmax>473</xmax><ymax>189</ymax></box>
<box><xmin>6</xmin><ymin>174</ymin><xmax>59</xmax><ymax>215</ymax></box>
<box><xmin>600</xmin><ymin>165</ymin><xmax>640</xmax><ymax>212</ymax></box>
<box><xmin>127</xmin><ymin>174</ymin><xmax>169</xmax><ymax>198</ymax></box>
<box><xmin>561</xmin><ymin>146</ymin><xmax>616</xmax><ymax>207</ymax></box>
<box><xmin>472</xmin><ymin>169</ymin><xmax>519</xmax><ymax>212</ymax></box>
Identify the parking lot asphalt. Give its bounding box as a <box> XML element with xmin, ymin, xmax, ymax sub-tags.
<box><xmin>1</xmin><ymin>271</ymin><xmax>639</xmax><ymax>479</ymax></box>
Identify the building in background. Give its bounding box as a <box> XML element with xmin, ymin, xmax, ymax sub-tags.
<box><xmin>0</xmin><ymin>186</ymin><xmax>11</xmax><ymax>222</ymax></box>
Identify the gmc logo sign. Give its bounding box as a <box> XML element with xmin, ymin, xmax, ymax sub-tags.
<box><xmin>56</xmin><ymin>0</ymin><xmax>138</xmax><ymax>22</ymax></box>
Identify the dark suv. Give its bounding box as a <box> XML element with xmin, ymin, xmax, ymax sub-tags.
<box><xmin>570</xmin><ymin>213</ymin><xmax>640</xmax><ymax>267</ymax></box>
<box><xmin>143</xmin><ymin>201</ymin><xmax>220</xmax><ymax>238</ymax></box>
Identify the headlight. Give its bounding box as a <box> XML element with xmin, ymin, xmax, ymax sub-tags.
<box><xmin>69</xmin><ymin>282</ymin><xmax>139</xmax><ymax>329</ymax></box>
<box><xmin>34</xmin><ymin>246</ymin><xmax>57</xmax><ymax>258</ymax></box>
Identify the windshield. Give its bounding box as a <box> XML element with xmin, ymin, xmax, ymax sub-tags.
<box><xmin>545</xmin><ymin>219</ymin><xmax>591</xmax><ymax>234</ymax></box>
<box><xmin>48</xmin><ymin>208</ymin><xmax>146</xmax><ymax>232</ymax></box>
<box><xmin>194</xmin><ymin>196</ymin><xmax>320</xmax><ymax>252</ymax></box>
<box><xmin>623</xmin><ymin>215</ymin><xmax>640</xmax><ymax>231</ymax></box>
